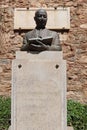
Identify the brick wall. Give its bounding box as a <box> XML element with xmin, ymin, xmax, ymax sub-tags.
<box><xmin>0</xmin><ymin>0</ymin><xmax>87</xmax><ymax>103</ymax></box>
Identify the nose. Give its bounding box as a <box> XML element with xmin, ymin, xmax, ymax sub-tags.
<box><xmin>41</xmin><ymin>16</ymin><xmax>44</xmax><ymax>19</ymax></box>
<box><xmin>39</xmin><ymin>16</ymin><xmax>44</xmax><ymax>22</ymax></box>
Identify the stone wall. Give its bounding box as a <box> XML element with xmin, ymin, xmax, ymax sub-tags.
<box><xmin>0</xmin><ymin>0</ymin><xmax>87</xmax><ymax>103</ymax></box>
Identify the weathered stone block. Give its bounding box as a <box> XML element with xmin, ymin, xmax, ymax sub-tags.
<box><xmin>11</xmin><ymin>51</ymin><xmax>66</xmax><ymax>130</ymax></box>
<box><xmin>14</xmin><ymin>8</ymin><xmax>70</xmax><ymax>30</ymax></box>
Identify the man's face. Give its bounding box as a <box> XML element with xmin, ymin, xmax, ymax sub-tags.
<box><xmin>34</xmin><ymin>9</ymin><xmax>47</xmax><ymax>29</ymax></box>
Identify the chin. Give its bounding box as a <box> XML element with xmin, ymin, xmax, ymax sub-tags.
<box><xmin>39</xmin><ymin>24</ymin><xmax>45</xmax><ymax>28</ymax></box>
<box><xmin>42</xmin><ymin>23</ymin><xmax>46</xmax><ymax>27</ymax></box>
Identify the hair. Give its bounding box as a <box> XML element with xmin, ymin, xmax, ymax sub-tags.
<box><xmin>35</xmin><ymin>9</ymin><xmax>47</xmax><ymax>17</ymax></box>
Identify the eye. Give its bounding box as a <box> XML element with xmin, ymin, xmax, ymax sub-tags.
<box><xmin>37</xmin><ymin>14</ymin><xmax>47</xmax><ymax>18</ymax></box>
<box><xmin>38</xmin><ymin>14</ymin><xmax>42</xmax><ymax>17</ymax></box>
<box><xmin>43</xmin><ymin>15</ymin><xmax>47</xmax><ymax>18</ymax></box>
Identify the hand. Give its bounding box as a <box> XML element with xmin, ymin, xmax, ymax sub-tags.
<box><xmin>30</xmin><ymin>40</ymin><xmax>49</xmax><ymax>51</ymax></box>
<box><xmin>36</xmin><ymin>40</ymin><xmax>49</xmax><ymax>50</ymax></box>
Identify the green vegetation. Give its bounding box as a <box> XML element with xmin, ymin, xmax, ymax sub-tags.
<box><xmin>0</xmin><ymin>96</ymin><xmax>87</xmax><ymax>130</ymax></box>
<box><xmin>0</xmin><ymin>96</ymin><xmax>11</xmax><ymax>130</ymax></box>
<box><xmin>67</xmin><ymin>100</ymin><xmax>87</xmax><ymax>130</ymax></box>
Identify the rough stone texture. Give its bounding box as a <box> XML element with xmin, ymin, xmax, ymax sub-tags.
<box><xmin>12</xmin><ymin>52</ymin><xmax>66</xmax><ymax>130</ymax></box>
<box><xmin>0</xmin><ymin>0</ymin><xmax>87</xmax><ymax>103</ymax></box>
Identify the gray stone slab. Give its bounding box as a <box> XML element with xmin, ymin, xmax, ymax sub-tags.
<box><xmin>16</xmin><ymin>51</ymin><xmax>63</xmax><ymax>60</ymax></box>
<box><xmin>14</xmin><ymin>8</ymin><xmax>70</xmax><ymax>30</ymax></box>
<box><xmin>9</xmin><ymin>126</ymin><xmax>74</xmax><ymax>130</ymax></box>
<box><xmin>11</xmin><ymin>52</ymin><xmax>66</xmax><ymax>130</ymax></box>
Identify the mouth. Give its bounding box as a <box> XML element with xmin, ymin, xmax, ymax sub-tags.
<box><xmin>40</xmin><ymin>20</ymin><xmax>46</xmax><ymax>24</ymax></box>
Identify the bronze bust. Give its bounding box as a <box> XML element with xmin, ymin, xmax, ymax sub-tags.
<box><xmin>21</xmin><ymin>9</ymin><xmax>62</xmax><ymax>52</ymax></box>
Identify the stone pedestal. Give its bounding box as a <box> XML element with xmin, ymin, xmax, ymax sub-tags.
<box><xmin>11</xmin><ymin>51</ymin><xmax>66</xmax><ymax>130</ymax></box>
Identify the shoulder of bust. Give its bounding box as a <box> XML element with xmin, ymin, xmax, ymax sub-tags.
<box><xmin>25</xmin><ymin>29</ymin><xmax>36</xmax><ymax>37</ymax></box>
<box><xmin>46</xmin><ymin>28</ymin><xmax>57</xmax><ymax>33</ymax></box>
<box><xmin>46</xmin><ymin>29</ymin><xmax>58</xmax><ymax>37</ymax></box>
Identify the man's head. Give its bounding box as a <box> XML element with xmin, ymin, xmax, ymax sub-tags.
<box><xmin>34</xmin><ymin>9</ymin><xmax>47</xmax><ymax>29</ymax></box>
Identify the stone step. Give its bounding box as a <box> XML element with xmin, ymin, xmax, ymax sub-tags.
<box><xmin>8</xmin><ymin>126</ymin><xmax>74</xmax><ymax>130</ymax></box>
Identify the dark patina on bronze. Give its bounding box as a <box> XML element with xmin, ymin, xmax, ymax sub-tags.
<box><xmin>21</xmin><ymin>9</ymin><xmax>62</xmax><ymax>52</ymax></box>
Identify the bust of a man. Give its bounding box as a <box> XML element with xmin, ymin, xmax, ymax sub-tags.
<box><xmin>21</xmin><ymin>9</ymin><xmax>62</xmax><ymax>52</ymax></box>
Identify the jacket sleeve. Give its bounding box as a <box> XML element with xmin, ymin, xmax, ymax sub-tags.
<box><xmin>20</xmin><ymin>34</ymin><xmax>30</xmax><ymax>51</ymax></box>
<box><xmin>48</xmin><ymin>32</ymin><xmax>62</xmax><ymax>51</ymax></box>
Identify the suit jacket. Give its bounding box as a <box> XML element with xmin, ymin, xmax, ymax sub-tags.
<box><xmin>23</xmin><ymin>28</ymin><xmax>60</xmax><ymax>46</ymax></box>
<box><xmin>21</xmin><ymin>28</ymin><xmax>61</xmax><ymax>51</ymax></box>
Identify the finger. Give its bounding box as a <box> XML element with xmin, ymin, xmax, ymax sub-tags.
<box><xmin>36</xmin><ymin>40</ymin><xmax>45</xmax><ymax>46</ymax></box>
<box><xmin>31</xmin><ymin>44</ymin><xmax>41</xmax><ymax>47</ymax></box>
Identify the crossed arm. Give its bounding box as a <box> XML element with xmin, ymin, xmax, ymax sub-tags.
<box><xmin>21</xmin><ymin>33</ymin><xmax>62</xmax><ymax>52</ymax></box>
